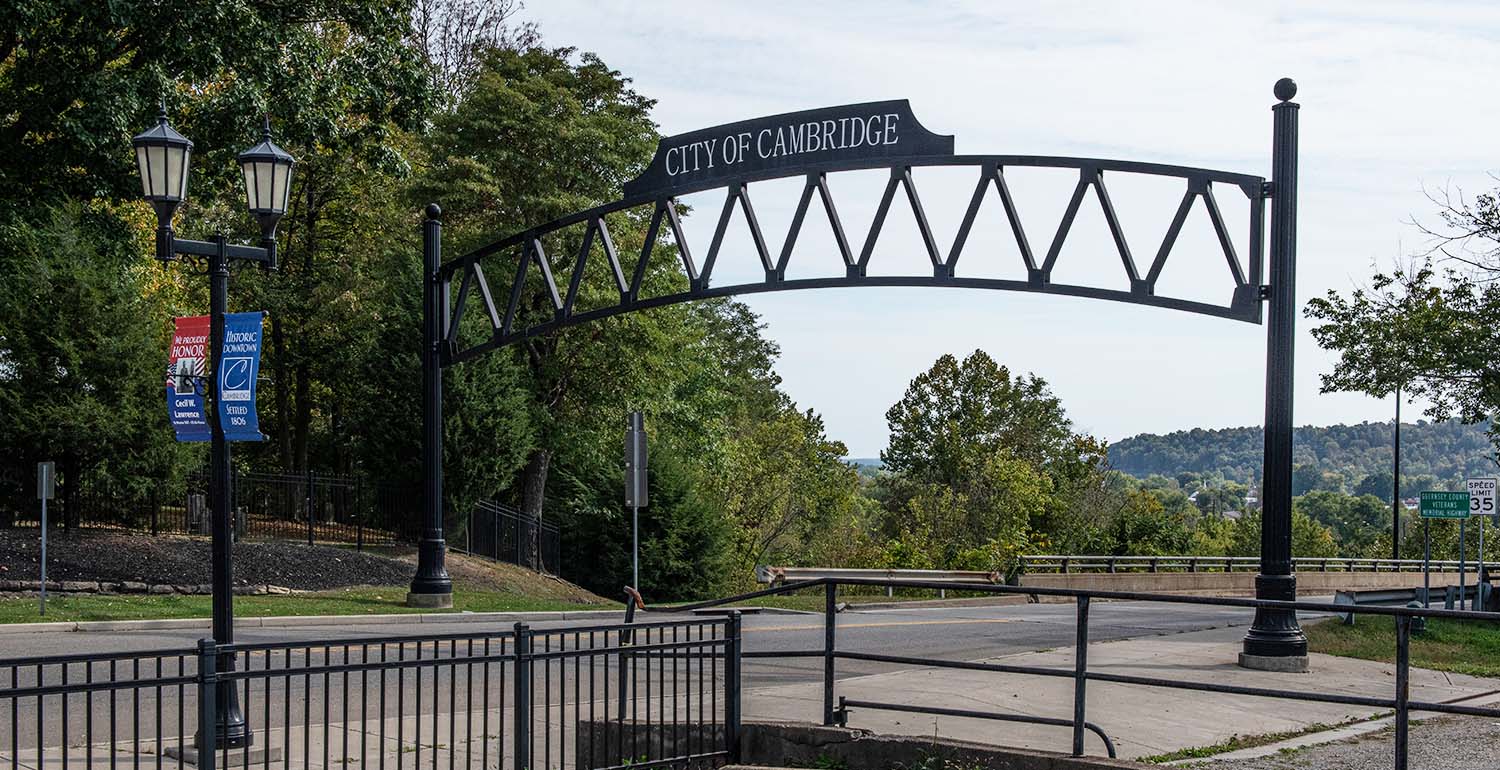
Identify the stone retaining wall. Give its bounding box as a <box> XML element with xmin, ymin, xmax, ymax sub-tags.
<box><xmin>0</xmin><ymin>579</ymin><xmax>298</xmax><ymax>596</ymax></box>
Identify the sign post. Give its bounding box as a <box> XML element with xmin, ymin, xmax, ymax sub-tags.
<box><xmin>624</xmin><ymin>412</ymin><xmax>648</xmax><ymax>590</ymax></box>
<box><xmin>1421</xmin><ymin>491</ymin><xmax>1471</xmax><ymax>609</ymax></box>
<box><xmin>36</xmin><ymin>462</ymin><xmax>54</xmax><ymax>616</ymax></box>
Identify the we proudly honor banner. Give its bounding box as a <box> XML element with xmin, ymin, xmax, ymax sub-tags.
<box><xmin>217</xmin><ymin>311</ymin><xmax>266</xmax><ymax>442</ymax></box>
<box><xmin>167</xmin><ymin>316</ymin><xmax>211</xmax><ymax>442</ymax></box>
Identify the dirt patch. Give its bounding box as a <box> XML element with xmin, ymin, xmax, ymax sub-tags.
<box><xmin>377</xmin><ymin>548</ymin><xmax>609</xmax><ymax>604</ymax></box>
<box><xmin>0</xmin><ymin>530</ymin><xmax>606</xmax><ymax>602</ymax></box>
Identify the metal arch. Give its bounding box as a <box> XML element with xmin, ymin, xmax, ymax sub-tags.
<box><xmin>437</xmin><ymin>154</ymin><xmax>1267</xmax><ymax>367</ymax></box>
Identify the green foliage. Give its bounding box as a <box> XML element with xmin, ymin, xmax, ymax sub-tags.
<box><xmin>1226</xmin><ymin>508</ymin><xmax>1338</xmax><ymax>559</ymax></box>
<box><xmin>1109</xmin><ymin>421</ymin><xmax>1493</xmax><ymax>493</ymax></box>
<box><xmin>0</xmin><ymin>202</ymin><xmax>195</xmax><ymax>520</ymax></box>
<box><xmin>882</xmin><ymin>350</ymin><xmax>1075</xmax><ymax>487</ymax></box>
<box><xmin>1294</xmin><ymin>491</ymin><xmax>1388</xmax><ymax>557</ymax></box>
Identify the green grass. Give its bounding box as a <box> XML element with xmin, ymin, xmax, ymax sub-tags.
<box><xmin>0</xmin><ymin>586</ymin><xmax>617</xmax><ymax>624</ymax></box>
<box><xmin>1138</xmin><ymin>716</ymin><xmax>1379</xmax><ymax>763</ymax></box>
<box><xmin>1305</xmin><ymin>614</ymin><xmax>1500</xmax><ymax>678</ymax></box>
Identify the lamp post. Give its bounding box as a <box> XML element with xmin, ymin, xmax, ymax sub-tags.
<box><xmin>1240</xmin><ymin>78</ymin><xmax>1308</xmax><ymax>671</ymax></box>
<box><xmin>132</xmin><ymin>107</ymin><xmax>295</xmax><ymax>748</ymax></box>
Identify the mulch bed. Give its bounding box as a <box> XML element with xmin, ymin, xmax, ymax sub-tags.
<box><xmin>0</xmin><ymin>529</ymin><xmax>413</xmax><ymax>591</ymax></box>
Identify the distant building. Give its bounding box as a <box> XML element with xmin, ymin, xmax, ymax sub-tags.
<box><xmin>1402</xmin><ymin>497</ymin><xmax>1420</xmax><ymax>511</ymax></box>
<box><xmin>1222</xmin><ymin>509</ymin><xmax>1244</xmax><ymax>521</ymax></box>
<box><xmin>1244</xmin><ymin>485</ymin><xmax>1261</xmax><ymax>509</ymax></box>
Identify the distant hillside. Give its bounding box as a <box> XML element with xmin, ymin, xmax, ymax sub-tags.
<box><xmin>1108</xmin><ymin>421</ymin><xmax>1496</xmax><ymax>489</ymax></box>
<box><xmin>846</xmin><ymin>458</ymin><xmax>884</xmax><ymax>469</ymax></box>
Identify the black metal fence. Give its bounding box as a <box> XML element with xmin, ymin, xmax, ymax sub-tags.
<box><xmin>3</xmin><ymin>470</ymin><xmax>421</xmax><ymax>546</ymax></box>
<box><xmin>665</xmin><ymin>577</ymin><xmax>1500</xmax><ymax>770</ymax></box>
<box><xmin>0</xmin><ymin>616</ymin><xmax>738</xmax><ymax>770</ymax></box>
<box><xmin>462</xmin><ymin>501</ymin><xmax>562</xmax><ymax>575</ymax></box>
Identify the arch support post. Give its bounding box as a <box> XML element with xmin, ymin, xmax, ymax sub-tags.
<box><xmin>1241</xmin><ymin>79</ymin><xmax>1307</xmax><ymax>671</ymax></box>
<box><xmin>409</xmin><ymin>203</ymin><xmax>454</xmax><ymax>608</ymax></box>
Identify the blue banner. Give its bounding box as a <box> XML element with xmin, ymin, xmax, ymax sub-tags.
<box><xmin>167</xmin><ymin>315</ymin><xmax>211</xmax><ymax>442</ymax></box>
<box><xmin>217</xmin><ymin>311</ymin><xmax>266</xmax><ymax>442</ymax></box>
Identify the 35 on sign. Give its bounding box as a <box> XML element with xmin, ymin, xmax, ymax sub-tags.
<box><xmin>1468</xmin><ymin>477</ymin><xmax>1497</xmax><ymax>515</ymax></box>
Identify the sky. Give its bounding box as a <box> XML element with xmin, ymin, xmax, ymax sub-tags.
<box><xmin>518</xmin><ymin>1</ymin><xmax>1500</xmax><ymax>457</ymax></box>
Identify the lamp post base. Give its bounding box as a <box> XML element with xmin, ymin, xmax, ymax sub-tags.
<box><xmin>1240</xmin><ymin>573</ymin><xmax>1308</xmax><ymax>670</ymax></box>
<box><xmin>406</xmin><ymin>591</ymin><xmax>453</xmax><ymax>609</ymax></box>
<box><xmin>1238</xmin><ymin>652</ymin><xmax>1309</xmax><ymax>673</ymax></box>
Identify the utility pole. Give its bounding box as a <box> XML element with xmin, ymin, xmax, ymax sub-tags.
<box><xmin>1392</xmin><ymin>385</ymin><xmax>1402</xmax><ymax>560</ymax></box>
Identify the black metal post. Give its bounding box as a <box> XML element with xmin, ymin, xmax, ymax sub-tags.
<box><xmin>206</xmin><ymin>236</ymin><xmax>250</xmax><ymax>746</ymax></box>
<box><xmin>513</xmin><ymin>622</ymin><xmax>531</xmax><ymax>770</ymax></box>
<box><xmin>409</xmin><ymin>204</ymin><xmax>453</xmax><ymax>607</ymax></box>
<box><xmin>196</xmin><ymin>638</ymin><xmax>218</xmax><ymax>770</ymax></box>
<box><xmin>305</xmin><ymin>467</ymin><xmax>314</xmax><ymax>546</ymax></box>
<box><xmin>823</xmin><ymin>582</ymin><xmax>837</xmax><ymax>725</ymax></box>
<box><xmin>725</xmin><ymin>611</ymin><xmax>743</xmax><ymax>763</ymax></box>
<box><xmin>1394</xmin><ymin>614</ymin><xmax>1410</xmax><ymax>770</ymax></box>
<box><xmin>1072</xmin><ymin>596</ymin><xmax>1089</xmax><ymax>756</ymax></box>
<box><xmin>1393</xmin><ymin>387</ymin><xmax>1402</xmax><ymax>560</ymax></box>
<box><xmin>1242</xmin><ymin>78</ymin><xmax>1308</xmax><ymax>670</ymax></box>
<box><xmin>618</xmin><ymin>591</ymin><xmax>636</xmax><ymax>718</ymax></box>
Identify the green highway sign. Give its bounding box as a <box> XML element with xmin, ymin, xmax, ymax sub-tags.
<box><xmin>1420</xmin><ymin>491</ymin><xmax>1471</xmax><ymax>519</ymax></box>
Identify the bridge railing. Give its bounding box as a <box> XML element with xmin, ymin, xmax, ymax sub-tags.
<box><xmin>1018</xmin><ymin>555</ymin><xmax>1495</xmax><ymax>575</ymax></box>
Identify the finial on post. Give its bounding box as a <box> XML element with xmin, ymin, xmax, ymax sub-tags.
<box><xmin>426</xmin><ymin>202</ymin><xmax>442</xmax><ymax>220</ymax></box>
<box><xmin>1274</xmin><ymin>78</ymin><xmax>1297</xmax><ymax>103</ymax></box>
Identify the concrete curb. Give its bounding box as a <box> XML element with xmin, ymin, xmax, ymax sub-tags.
<box><xmin>0</xmin><ymin>608</ymin><xmax>630</xmax><ymax>634</ymax></box>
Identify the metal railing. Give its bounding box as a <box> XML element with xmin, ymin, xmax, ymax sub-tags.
<box><xmin>663</xmin><ymin>577</ymin><xmax>1500</xmax><ymax>770</ymax></box>
<box><xmin>1</xmin><ymin>617</ymin><xmax>738</xmax><ymax>770</ymax></box>
<box><xmin>463</xmin><ymin>501</ymin><xmax>562</xmax><ymax>574</ymax></box>
<box><xmin>1020</xmin><ymin>554</ymin><xmax>1494</xmax><ymax>574</ymax></box>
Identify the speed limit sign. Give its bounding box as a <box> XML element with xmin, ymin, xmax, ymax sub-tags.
<box><xmin>1467</xmin><ymin>477</ymin><xmax>1497</xmax><ymax>519</ymax></box>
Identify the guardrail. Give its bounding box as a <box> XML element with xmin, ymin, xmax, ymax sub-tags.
<box><xmin>1335</xmin><ymin>583</ymin><xmax>1492</xmax><ymax>624</ymax></box>
<box><xmin>662</xmin><ymin>576</ymin><xmax>1500</xmax><ymax>770</ymax></box>
<box><xmin>1020</xmin><ymin>555</ymin><xmax>1496</xmax><ymax>575</ymax></box>
<box><xmin>755</xmin><ymin>566</ymin><xmax>1000</xmax><ymax>586</ymax></box>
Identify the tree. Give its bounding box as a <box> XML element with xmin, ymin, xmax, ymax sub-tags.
<box><xmin>882</xmin><ymin>350</ymin><xmax>1076</xmax><ymax>487</ymax></box>
<box><xmin>1307</xmin><ymin>181</ymin><xmax>1500</xmax><ymax>465</ymax></box>
<box><xmin>1354</xmin><ymin>470</ymin><xmax>1395</xmax><ymax>503</ymax></box>
<box><xmin>0</xmin><ymin>202</ymin><xmax>192</xmax><ymax>522</ymax></box>
<box><xmin>412</xmin><ymin>43</ymin><xmax>661</xmax><ymax>562</ymax></box>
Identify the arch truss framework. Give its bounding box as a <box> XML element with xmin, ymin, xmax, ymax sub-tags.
<box><xmin>437</xmin><ymin>155</ymin><xmax>1267</xmax><ymax>366</ymax></box>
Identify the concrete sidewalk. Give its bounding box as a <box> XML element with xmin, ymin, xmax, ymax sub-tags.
<box><xmin>742</xmin><ymin>624</ymin><xmax>1500</xmax><ymax>761</ymax></box>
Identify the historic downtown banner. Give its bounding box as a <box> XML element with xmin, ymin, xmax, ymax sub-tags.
<box><xmin>217</xmin><ymin>311</ymin><xmax>265</xmax><ymax>442</ymax></box>
<box><xmin>167</xmin><ymin>315</ymin><xmax>211</xmax><ymax>442</ymax></box>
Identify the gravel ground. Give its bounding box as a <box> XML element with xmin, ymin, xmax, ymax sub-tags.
<box><xmin>1196</xmin><ymin>715</ymin><xmax>1500</xmax><ymax>770</ymax></box>
<box><xmin>0</xmin><ymin>529</ymin><xmax>412</xmax><ymax>589</ymax></box>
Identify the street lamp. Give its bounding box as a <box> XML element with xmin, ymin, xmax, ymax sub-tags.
<box><xmin>236</xmin><ymin>116</ymin><xmax>296</xmax><ymax>269</ymax></box>
<box><xmin>132</xmin><ymin>106</ymin><xmax>193</xmax><ymax>262</ymax></box>
<box><xmin>133</xmin><ymin>106</ymin><xmax>295</xmax><ymax>750</ymax></box>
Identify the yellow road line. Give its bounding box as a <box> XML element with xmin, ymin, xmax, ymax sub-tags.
<box><xmin>747</xmin><ymin>618</ymin><xmax>1015</xmax><ymax>633</ymax></box>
